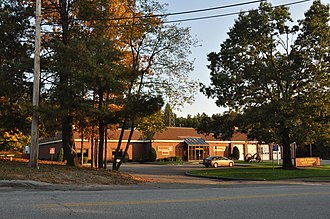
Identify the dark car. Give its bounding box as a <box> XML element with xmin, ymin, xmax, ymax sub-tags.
<box><xmin>202</xmin><ymin>156</ymin><xmax>234</xmax><ymax>168</ymax></box>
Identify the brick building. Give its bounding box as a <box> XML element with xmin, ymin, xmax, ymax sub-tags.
<box><xmin>38</xmin><ymin>127</ymin><xmax>276</xmax><ymax>162</ymax></box>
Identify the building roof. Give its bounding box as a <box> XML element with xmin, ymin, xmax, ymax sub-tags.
<box><xmin>183</xmin><ymin>137</ymin><xmax>209</xmax><ymax>146</ymax></box>
<box><xmin>41</xmin><ymin>127</ymin><xmax>249</xmax><ymax>143</ymax></box>
<box><xmin>107</xmin><ymin>127</ymin><xmax>248</xmax><ymax>142</ymax></box>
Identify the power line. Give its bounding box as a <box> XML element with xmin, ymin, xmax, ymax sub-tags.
<box><xmin>44</xmin><ymin>0</ymin><xmax>312</xmax><ymax>29</ymax></box>
<box><xmin>164</xmin><ymin>0</ymin><xmax>312</xmax><ymax>24</ymax></box>
<box><xmin>87</xmin><ymin>0</ymin><xmax>312</xmax><ymax>27</ymax></box>
<box><xmin>83</xmin><ymin>0</ymin><xmax>262</xmax><ymax>21</ymax></box>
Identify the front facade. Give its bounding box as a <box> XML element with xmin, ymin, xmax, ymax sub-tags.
<box><xmin>38</xmin><ymin>127</ymin><xmax>277</xmax><ymax>162</ymax></box>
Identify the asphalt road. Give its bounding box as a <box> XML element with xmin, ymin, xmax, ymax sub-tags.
<box><xmin>1</xmin><ymin>163</ymin><xmax>330</xmax><ymax>218</ymax></box>
<box><xmin>1</xmin><ymin>183</ymin><xmax>330</xmax><ymax>219</ymax></box>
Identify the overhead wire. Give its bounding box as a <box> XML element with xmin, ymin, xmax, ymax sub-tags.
<box><xmin>41</xmin><ymin>0</ymin><xmax>312</xmax><ymax>29</ymax></box>
<box><xmin>82</xmin><ymin>0</ymin><xmax>262</xmax><ymax>21</ymax></box>
<box><xmin>164</xmin><ymin>0</ymin><xmax>312</xmax><ymax>24</ymax></box>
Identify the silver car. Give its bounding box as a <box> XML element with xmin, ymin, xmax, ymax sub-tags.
<box><xmin>202</xmin><ymin>156</ymin><xmax>234</xmax><ymax>168</ymax></box>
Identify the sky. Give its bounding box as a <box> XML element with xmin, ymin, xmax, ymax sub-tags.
<box><xmin>157</xmin><ymin>0</ymin><xmax>330</xmax><ymax>117</ymax></box>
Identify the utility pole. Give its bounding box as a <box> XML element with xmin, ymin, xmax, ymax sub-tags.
<box><xmin>30</xmin><ymin>0</ymin><xmax>41</xmax><ymax>168</ymax></box>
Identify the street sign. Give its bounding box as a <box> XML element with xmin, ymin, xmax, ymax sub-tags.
<box><xmin>273</xmin><ymin>144</ymin><xmax>279</xmax><ymax>151</ymax></box>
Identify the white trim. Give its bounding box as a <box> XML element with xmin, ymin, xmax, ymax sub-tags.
<box><xmin>206</xmin><ymin>141</ymin><xmax>231</xmax><ymax>144</ymax></box>
<box><xmin>74</xmin><ymin>139</ymin><xmax>89</xmax><ymax>142</ymax></box>
<box><xmin>39</xmin><ymin>140</ymin><xmax>62</xmax><ymax>146</ymax></box>
<box><xmin>40</xmin><ymin>139</ymin><xmax>259</xmax><ymax>145</ymax></box>
<box><xmin>106</xmin><ymin>140</ymin><xmax>150</xmax><ymax>143</ymax></box>
<box><xmin>152</xmin><ymin>140</ymin><xmax>183</xmax><ymax>143</ymax></box>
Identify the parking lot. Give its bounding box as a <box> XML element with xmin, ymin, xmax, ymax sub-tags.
<box><xmin>120</xmin><ymin>163</ymin><xmax>223</xmax><ymax>184</ymax></box>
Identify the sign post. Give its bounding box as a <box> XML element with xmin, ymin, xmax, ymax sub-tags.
<box><xmin>272</xmin><ymin>144</ymin><xmax>279</xmax><ymax>176</ymax></box>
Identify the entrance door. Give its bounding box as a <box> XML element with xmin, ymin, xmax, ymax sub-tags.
<box><xmin>196</xmin><ymin>149</ymin><xmax>203</xmax><ymax>160</ymax></box>
<box><xmin>188</xmin><ymin>146</ymin><xmax>209</xmax><ymax>161</ymax></box>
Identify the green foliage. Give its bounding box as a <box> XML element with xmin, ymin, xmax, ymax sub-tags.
<box><xmin>163</xmin><ymin>103</ymin><xmax>176</xmax><ymax>127</ymax></box>
<box><xmin>57</xmin><ymin>148</ymin><xmax>64</xmax><ymax>162</ymax></box>
<box><xmin>0</xmin><ymin>1</ymin><xmax>33</xmax><ymax>137</ymax></box>
<box><xmin>156</xmin><ymin>156</ymin><xmax>182</xmax><ymax>162</ymax></box>
<box><xmin>232</xmin><ymin>147</ymin><xmax>240</xmax><ymax>160</ymax></box>
<box><xmin>137</xmin><ymin>110</ymin><xmax>166</xmax><ymax>140</ymax></box>
<box><xmin>79</xmin><ymin>156</ymin><xmax>88</xmax><ymax>164</ymax></box>
<box><xmin>176</xmin><ymin>113</ymin><xmax>206</xmax><ymax>128</ymax></box>
<box><xmin>0</xmin><ymin>0</ymin><xmax>198</xmax><ymax>169</ymax></box>
<box><xmin>201</xmin><ymin>1</ymin><xmax>330</xmax><ymax>168</ymax></box>
<box><xmin>196</xmin><ymin>112</ymin><xmax>238</xmax><ymax>140</ymax></box>
<box><xmin>148</xmin><ymin>147</ymin><xmax>157</xmax><ymax>162</ymax></box>
<box><xmin>0</xmin><ymin>129</ymin><xmax>30</xmax><ymax>152</ymax></box>
<box><xmin>123</xmin><ymin>153</ymin><xmax>129</xmax><ymax>162</ymax></box>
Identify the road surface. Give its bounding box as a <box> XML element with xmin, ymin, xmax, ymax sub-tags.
<box><xmin>1</xmin><ymin>183</ymin><xmax>330</xmax><ymax>219</ymax></box>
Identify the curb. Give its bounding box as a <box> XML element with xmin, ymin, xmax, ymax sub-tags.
<box><xmin>184</xmin><ymin>172</ymin><xmax>267</xmax><ymax>181</ymax></box>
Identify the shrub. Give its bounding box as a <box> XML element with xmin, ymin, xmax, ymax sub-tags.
<box><xmin>148</xmin><ymin>147</ymin><xmax>157</xmax><ymax>162</ymax></box>
<box><xmin>170</xmin><ymin>156</ymin><xmax>182</xmax><ymax>161</ymax></box>
<box><xmin>232</xmin><ymin>146</ymin><xmax>240</xmax><ymax>160</ymax></box>
<box><xmin>123</xmin><ymin>153</ymin><xmax>129</xmax><ymax>162</ymax></box>
<box><xmin>57</xmin><ymin>148</ymin><xmax>64</xmax><ymax>162</ymax></box>
<box><xmin>79</xmin><ymin>156</ymin><xmax>88</xmax><ymax>164</ymax></box>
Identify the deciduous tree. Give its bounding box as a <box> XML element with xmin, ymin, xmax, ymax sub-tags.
<box><xmin>202</xmin><ymin>1</ymin><xmax>329</xmax><ymax>168</ymax></box>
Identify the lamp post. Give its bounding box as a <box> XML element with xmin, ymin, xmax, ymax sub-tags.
<box><xmin>30</xmin><ymin>0</ymin><xmax>41</xmax><ymax>168</ymax></box>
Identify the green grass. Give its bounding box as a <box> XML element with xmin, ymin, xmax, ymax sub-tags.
<box><xmin>188</xmin><ymin>164</ymin><xmax>330</xmax><ymax>181</ymax></box>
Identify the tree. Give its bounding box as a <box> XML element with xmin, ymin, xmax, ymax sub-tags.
<box><xmin>111</xmin><ymin>0</ymin><xmax>198</xmax><ymax>170</ymax></box>
<box><xmin>39</xmin><ymin>0</ymin><xmax>134</xmax><ymax>166</ymax></box>
<box><xmin>137</xmin><ymin>110</ymin><xmax>166</xmax><ymax>140</ymax></box>
<box><xmin>175</xmin><ymin>113</ymin><xmax>209</xmax><ymax>128</ymax></box>
<box><xmin>232</xmin><ymin>146</ymin><xmax>240</xmax><ymax>160</ymax></box>
<box><xmin>163</xmin><ymin>103</ymin><xmax>176</xmax><ymax>127</ymax></box>
<box><xmin>196</xmin><ymin>112</ymin><xmax>238</xmax><ymax>140</ymax></box>
<box><xmin>201</xmin><ymin>1</ymin><xmax>330</xmax><ymax>168</ymax></box>
<box><xmin>0</xmin><ymin>0</ymin><xmax>33</xmax><ymax>151</ymax></box>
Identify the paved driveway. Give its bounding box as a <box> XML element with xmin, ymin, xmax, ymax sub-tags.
<box><xmin>120</xmin><ymin>163</ymin><xmax>224</xmax><ymax>184</ymax></box>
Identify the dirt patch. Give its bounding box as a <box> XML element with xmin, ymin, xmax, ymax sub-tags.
<box><xmin>0</xmin><ymin>158</ymin><xmax>147</xmax><ymax>185</ymax></box>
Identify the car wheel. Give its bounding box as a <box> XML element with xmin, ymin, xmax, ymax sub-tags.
<box><xmin>229</xmin><ymin>162</ymin><xmax>233</xmax><ymax>167</ymax></box>
<box><xmin>205</xmin><ymin>165</ymin><xmax>209</xmax><ymax>168</ymax></box>
<box><xmin>213</xmin><ymin>163</ymin><xmax>218</xmax><ymax>168</ymax></box>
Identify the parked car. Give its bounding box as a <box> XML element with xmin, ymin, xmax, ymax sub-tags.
<box><xmin>202</xmin><ymin>156</ymin><xmax>234</xmax><ymax>168</ymax></box>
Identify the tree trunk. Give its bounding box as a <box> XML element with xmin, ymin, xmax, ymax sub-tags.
<box><xmin>98</xmin><ymin>91</ymin><xmax>104</xmax><ymax>168</ymax></box>
<box><xmin>112</xmin><ymin>119</ymin><xmax>127</xmax><ymax>170</ymax></box>
<box><xmin>115</xmin><ymin>122</ymin><xmax>135</xmax><ymax>170</ymax></box>
<box><xmin>80</xmin><ymin>131</ymin><xmax>84</xmax><ymax>165</ymax></box>
<box><xmin>62</xmin><ymin>115</ymin><xmax>79</xmax><ymax>166</ymax></box>
<box><xmin>281</xmin><ymin>129</ymin><xmax>293</xmax><ymax>168</ymax></box>
<box><xmin>104</xmin><ymin>127</ymin><xmax>108</xmax><ymax>169</ymax></box>
<box><xmin>59</xmin><ymin>0</ymin><xmax>79</xmax><ymax>166</ymax></box>
<box><xmin>98</xmin><ymin>122</ymin><xmax>105</xmax><ymax>169</ymax></box>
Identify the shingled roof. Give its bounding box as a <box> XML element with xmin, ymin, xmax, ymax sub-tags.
<box><xmin>106</xmin><ymin>127</ymin><xmax>248</xmax><ymax>142</ymax></box>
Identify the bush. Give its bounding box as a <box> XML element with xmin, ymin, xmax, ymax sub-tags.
<box><xmin>57</xmin><ymin>148</ymin><xmax>64</xmax><ymax>162</ymax></box>
<box><xmin>156</xmin><ymin>156</ymin><xmax>182</xmax><ymax>162</ymax></box>
<box><xmin>170</xmin><ymin>156</ymin><xmax>182</xmax><ymax>161</ymax></box>
<box><xmin>148</xmin><ymin>147</ymin><xmax>157</xmax><ymax>162</ymax></box>
<box><xmin>79</xmin><ymin>156</ymin><xmax>88</xmax><ymax>164</ymax></box>
<box><xmin>123</xmin><ymin>153</ymin><xmax>129</xmax><ymax>162</ymax></box>
<box><xmin>232</xmin><ymin>146</ymin><xmax>240</xmax><ymax>160</ymax></box>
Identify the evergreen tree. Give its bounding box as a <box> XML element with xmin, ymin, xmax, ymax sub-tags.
<box><xmin>0</xmin><ymin>0</ymin><xmax>33</xmax><ymax>151</ymax></box>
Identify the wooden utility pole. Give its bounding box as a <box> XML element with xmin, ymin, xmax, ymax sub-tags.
<box><xmin>30</xmin><ymin>0</ymin><xmax>41</xmax><ymax>168</ymax></box>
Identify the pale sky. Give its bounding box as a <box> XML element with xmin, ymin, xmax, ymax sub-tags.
<box><xmin>157</xmin><ymin>0</ymin><xmax>330</xmax><ymax>117</ymax></box>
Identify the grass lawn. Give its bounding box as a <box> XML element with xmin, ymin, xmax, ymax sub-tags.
<box><xmin>188</xmin><ymin>163</ymin><xmax>330</xmax><ymax>181</ymax></box>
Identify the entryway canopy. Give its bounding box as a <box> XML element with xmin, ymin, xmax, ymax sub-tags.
<box><xmin>183</xmin><ymin>137</ymin><xmax>209</xmax><ymax>161</ymax></box>
<box><xmin>183</xmin><ymin>137</ymin><xmax>208</xmax><ymax>146</ymax></box>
